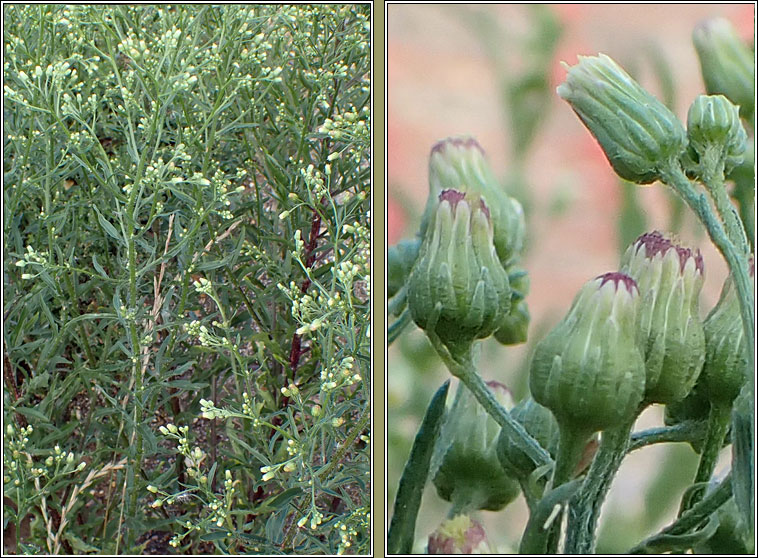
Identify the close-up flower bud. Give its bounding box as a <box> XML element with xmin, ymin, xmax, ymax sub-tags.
<box><xmin>427</xmin><ymin>515</ymin><xmax>492</xmax><ymax>554</ymax></box>
<box><xmin>693</xmin><ymin>17</ymin><xmax>754</xmax><ymax>121</ymax></box>
<box><xmin>431</xmin><ymin>381</ymin><xmax>520</xmax><ymax>512</ymax></box>
<box><xmin>557</xmin><ymin>54</ymin><xmax>687</xmax><ymax>184</ymax></box>
<box><xmin>529</xmin><ymin>272</ymin><xmax>646</xmax><ymax>436</ymax></box>
<box><xmin>686</xmin><ymin>94</ymin><xmax>747</xmax><ymax>171</ymax></box>
<box><xmin>422</xmin><ymin>136</ymin><xmax>526</xmax><ymax>265</ymax></box>
<box><xmin>408</xmin><ymin>189</ymin><xmax>511</xmax><ymax>355</ymax></box>
<box><xmin>496</xmin><ymin>396</ymin><xmax>558</xmax><ymax>481</ymax></box>
<box><xmin>620</xmin><ymin>231</ymin><xmax>706</xmax><ymax>404</ymax></box>
<box><xmin>698</xmin><ymin>257</ymin><xmax>754</xmax><ymax>408</ymax></box>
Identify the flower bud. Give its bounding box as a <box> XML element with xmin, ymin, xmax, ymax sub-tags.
<box><xmin>387</xmin><ymin>237</ymin><xmax>421</xmax><ymax>299</ymax></box>
<box><xmin>557</xmin><ymin>54</ymin><xmax>687</xmax><ymax>184</ymax></box>
<box><xmin>428</xmin><ymin>515</ymin><xmax>492</xmax><ymax>554</ymax></box>
<box><xmin>408</xmin><ymin>189</ymin><xmax>511</xmax><ymax>355</ymax></box>
<box><xmin>699</xmin><ymin>259</ymin><xmax>753</xmax><ymax>408</ymax></box>
<box><xmin>687</xmin><ymin>94</ymin><xmax>747</xmax><ymax>171</ymax></box>
<box><xmin>529</xmin><ymin>272</ymin><xmax>646</xmax><ymax>436</ymax></box>
<box><xmin>494</xmin><ymin>267</ymin><xmax>530</xmax><ymax>345</ymax></box>
<box><xmin>422</xmin><ymin>137</ymin><xmax>526</xmax><ymax>265</ymax></box>
<box><xmin>693</xmin><ymin>18</ymin><xmax>754</xmax><ymax>121</ymax></box>
<box><xmin>431</xmin><ymin>381</ymin><xmax>520</xmax><ymax>512</ymax></box>
<box><xmin>496</xmin><ymin>396</ymin><xmax>558</xmax><ymax>480</ymax></box>
<box><xmin>621</xmin><ymin>231</ymin><xmax>706</xmax><ymax>404</ymax></box>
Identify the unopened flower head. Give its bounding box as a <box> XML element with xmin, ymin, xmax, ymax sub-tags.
<box><xmin>431</xmin><ymin>381</ymin><xmax>519</xmax><ymax>512</ymax></box>
<box><xmin>423</xmin><ymin>137</ymin><xmax>526</xmax><ymax>265</ymax></box>
<box><xmin>621</xmin><ymin>231</ymin><xmax>705</xmax><ymax>404</ymax></box>
<box><xmin>693</xmin><ymin>18</ymin><xmax>754</xmax><ymax>120</ymax></box>
<box><xmin>557</xmin><ymin>53</ymin><xmax>687</xmax><ymax>184</ymax></box>
<box><xmin>686</xmin><ymin>94</ymin><xmax>747</xmax><ymax>171</ymax></box>
<box><xmin>530</xmin><ymin>272</ymin><xmax>646</xmax><ymax>435</ymax></box>
<box><xmin>408</xmin><ymin>189</ymin><xmax>511</xmax><ymax>356</ymax></box>
<box><xmin>698</xmin><ymin>256</ymin><xmax>753</xmax><ymax>408</ymax></box>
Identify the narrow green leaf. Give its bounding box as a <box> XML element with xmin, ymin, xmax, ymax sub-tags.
<box><xmin>387</xmin><ymin>380</ymin><xmax>450</xmax><ymax>555</ymax></box>
<box><xmin>93</xmin><ymin>206</ymin><xmax>123</xmax><ymax>245</ymax></box>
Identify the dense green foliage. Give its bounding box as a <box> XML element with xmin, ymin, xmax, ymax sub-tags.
<box><xmin>3</xmin><ymin>4</ymin><xmax>370</xmax><ymax>554</ymax></box>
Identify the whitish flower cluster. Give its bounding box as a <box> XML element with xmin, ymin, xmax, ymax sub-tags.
<box><xmin>15</xmin><ymin>245</ymin><xmax>49</xmax><ymax>279</ymax></box>
<box><xmin>320</xmin><ymin>355</ymin><xmax>362</xmax><ymax>392</ymax></box>
<box><xmin>318</xmin><ymin>105</ymin><xmax>371</xmax><ymax>162</ymax></box>
<box><xmin>334</xmin><ymin>506</ymin><xmax>369</xmax><ymax>555</ymax></box>
<box><xmin>4</xmin><ymin>426</ymin><xmax>86</xmax><ymax>490</ymax></box>
<box><xmin>300</xmin><ymin>164</ymin><xmax>328</xmax><ymax>200</ymax></box>
<box><xmin>297</xmin><ymin>508</ymin><xmax>325</xmax><ymax>530</ymax></box>
<box><xmin>158</xmin><ymin>423</ymin><xmax>210</xmax><ymax>484</ymax></box>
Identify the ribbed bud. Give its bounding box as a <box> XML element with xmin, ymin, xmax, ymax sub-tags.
<box><xmin>431</xmin><ymin>381</ymin><xmax>520</xmax><ymax>512</ymax></box>
<box><xmin>557</xmin><ymin>54</ymin><xmax>687</xmax><ymax>184</ymax></box>
<box><xmin>428</xmin><ymin>515</ymin><xmax>492</xmax><ymax>554</ymax></box>
<box><xmin>529</xmin><ymin>272</ymin><xmax>646</xmax><ymax>436</ymax></box>
<box><xmin>693</xmin><ymin>18</ymin><xmax>754</xmax><ymax>121</ymax></box>
<box><xmin>387</xmin><ymin>237</ymin><xmax>421</xmax><ymax>298</ymax></box>
<box><xmin>494</xmin><ymin>267</ymin><xmax>531</xmax><ymax>345</ymax></box>
<box><xmin>408</xmin><ymin>189</ymin><xmax>511</xmax><ymax>355</ymax></box>
<box><xmin>621</xmin><ymin>231</ymin><xmax>706</xmax><ymax>404</ymax></box>
<box><xmin>423</xmin><ymin>137</ymin><xmax>526</xmax><ymax>265</ymax></box>
<box><xmin>496</xmin><ymin>396</ymin><xmax>558</xmax><ymax>480</ymax></box>
<box><xmin>699</xmin><ymin>258</ymin><xmax>753</xmax><ymax>408</ymax></box>
<box><xmin>687</xmin><ymin>94</ymin><xmax>747</xmax><ymax>172</ymax></box>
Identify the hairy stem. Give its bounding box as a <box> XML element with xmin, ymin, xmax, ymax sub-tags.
<box><xmin>565</xmin><ymin>417</ymin><xmax>635</xmax><ymax>553</ymax></box>
<box><xmin>660</xmin><ymin>162</ymin><xmax>754</xmax><ymax>394</ymax></box>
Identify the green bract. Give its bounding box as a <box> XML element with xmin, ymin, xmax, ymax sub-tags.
<box><xmin>431</xmin><ymin>382</ymin><xmax>520</xmax><ymax>512</ymax></box>
<box><xmin>422</xmin><ymin>136</ymin><xmax>526</xmax><ymax>266</ymax></box>
<box><xmin>529</xmin><ymin>272</ymin><xmax>646</xmax><ymax>436</ymax></box>
<box><xmin>686</xmin><ymin>94</ymin><xmax>747</xmax><ymax>172</ymax></box>
<box><xmin>621</xmin><ymin>231</ymin><xmax>706</xmax><ymax>404</ymax></box>
<box><xmin>408</xmin><ymin>189</ymin><xmax>511</xmax><ymax>355</ymax></box>
<box><xmin>496</xmin><ymin>396</ymin><xmax>558</xmax><ymax>480</ymax></box>
<box><xmin>557</xmin><ymin>53</ymin><xmax>687</xmax><ymax>184</ymax></box>
<box><xmin>699</xmin><ymin>260</ymin><xmax>753</xmax><ymax>408</ymax></box>
<box><xmin>693</xmin><ymin>17</ymin><xmax>755</xmax><ymax>121</ymax></box>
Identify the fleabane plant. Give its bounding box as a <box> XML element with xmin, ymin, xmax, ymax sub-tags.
<box><xmin>4</xmin><ymin>4</ymin><xmax>369</xmax><ymax>555</ymax></box>
<box><xmin>388</xmin><ymin>17</ymin><xmax>753</xmax><ymax>556</ymax></box>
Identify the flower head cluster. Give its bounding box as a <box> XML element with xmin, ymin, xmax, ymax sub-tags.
<box><xmin>320</xmin><ymin>355</ymin><xmax>362</xmax><ymax>392</ymax></box>
<box><xmin>334</xmin><ymin>506</ymin><xmax>369</xmax><ymax>555</ymax></box>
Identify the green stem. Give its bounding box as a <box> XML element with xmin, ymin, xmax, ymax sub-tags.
<box><xmin>565</xmin><ymin>417</ymin><xmax>635</xmax><ymax>553</ymax></box>
<box><xmin>678</xmin><ymin>405</ymin><xmax>730</xmax><ymax>516</ymax></box>
<box><xmin>628</xmin><ymin>422</ymin><xmax>706</xmax><ymax>453</ymax></box>
<box><xmin>433</xmin><ymin>343</ymin><xmax>552</xmax><ymax>469</ymax></box>
<box><xmin>553</xmin><ymin>427</ymin><xmax>588</xmax><ymax>488</ymax></box>
<box><xmin>660</xmin><ymin>162</ymin><xmax>754</xmax><ymax>395</ymax></box>
<box><xmin>700</xmin><ymin>148</ymin><xmax>749</xmax><ymax>256</ymax></box>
